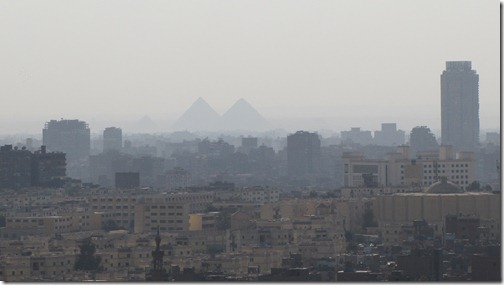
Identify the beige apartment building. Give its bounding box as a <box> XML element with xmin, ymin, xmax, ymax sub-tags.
<box><xmin>236</xmin><ymin>186</ymin><xmax>280</xmax><ymax>203</ymax></box>
<box><xmin>133</xmin><ymin>199</ymin><xmax>189</xmax><ymax>233</ymax></box>
<box><xmin>0</xmin><ymin>253</ymin><xmax>76</xmax><ymax>282</ymax></box>
<box><xmin>374</xmin><ymin>192</ymin><xmax>500</xmax><ymax>226</ymax></box>
<box><xmin>2</xmin><ymin>216</ymin><xmax>74</xmax><ymax>238</ymax></box>
<box><xmin>373</xmin><ymin>180</ymin><xmax>501</xmax><ymax>242</ymax></box>
<box><xmin>188</xmin><ymin>212</ymin><xmax>220</xmax><ymax>231</ymax></box>
<box><xmin>88</xmin><ymin>191</ymin><xmax>214</xmax><ymax>231</ymax></box>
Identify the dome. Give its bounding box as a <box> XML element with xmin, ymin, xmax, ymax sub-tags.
<box><xmin>425</xmin><ymin>177</ymin><xmax>465</xmax><ymax>194</ymax></box>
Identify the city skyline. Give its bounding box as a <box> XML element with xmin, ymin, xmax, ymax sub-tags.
<box><xmin>0</xmin><ymin>0</ymin><xmax>500</xmax><ymax>134</ymax></box>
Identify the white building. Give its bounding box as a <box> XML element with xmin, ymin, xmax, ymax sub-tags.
<box><xmin>343</xmin><ymin>145</ymin><xmax>475</xmax><ymax>190</ymax></box>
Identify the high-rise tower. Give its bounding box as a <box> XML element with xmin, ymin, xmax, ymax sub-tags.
<box><xmin>42</xmin><ymin>119</ymin><xmax>90</xmax><ymax>162</ymax></box>
<box><xmin>103</xmin><ymin>127</ymin><xmax>122</xmax><ymax>152</ymax></box>
<box><xmin>441</xmin><ymin>61</ymin><xmax>479</xmax><ymax>151</ymax></box>
<box><xmin>287</xmin><ymin>131</ymin><xmax>321</xmax><ymax>178</ymax></box>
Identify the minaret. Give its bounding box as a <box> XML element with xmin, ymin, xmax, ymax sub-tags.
<box><xmin>148</xmin><ymin>227</ymin><xmax>166</xmax><ymax>281</ymax></box>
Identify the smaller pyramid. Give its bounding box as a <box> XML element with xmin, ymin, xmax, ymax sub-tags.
<box><xmin>138</xmin><ymin>115</ymin><xmax>156</xmax><ymax>126</ymax></box>
<box><xmin>221</xmin><ymin>98</ymin><xmax>270</xmax><ymax>131</ymax></box>
<box><xmin>172</xmin><ymin>97</ymin><xmax>221</xmax><ymax>131</ymax></box>
<box><xmin>134</xmin><ymin>115</ymin><xmax>158</xmax><ymax>132</ymax></box>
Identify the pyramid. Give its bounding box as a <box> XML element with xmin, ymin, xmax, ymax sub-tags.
<box><xmin>134</xmin><ymin>115</ymin><xmax>158</xmax><ymax>132</ymax></box>
<box><xmin>221</xmin><ymin>98</ymin><xmax>270</xmax><ymax>131</ymax></box>
<box><xmin>171</xmin><ymin>97</ymin><xmax>221</xmax><ymax>131</ymax></box>
<box><xmin>138</xmin><ymin>115</ymin><xmax>156</xmax><ymax>126</ymax></box>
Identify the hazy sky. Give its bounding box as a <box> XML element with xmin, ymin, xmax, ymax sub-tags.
<box><xmin>0</xmin><ymin>0</ymin><xmax>500</xmax><ymax>133</ymax></box>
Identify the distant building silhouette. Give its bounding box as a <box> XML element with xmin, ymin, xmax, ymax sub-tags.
<box><xmin>484</xmin><ymin>132</ymin><xmax>499</xmax><ymax>145</ymax></box>
<box><xmin>239</xmin><ymin>137</ymin><xmax>258</xmax><ymax>155</ymax></box>
<box><xmin>341</xmin><ymin>127</ymin><xmax>373</xmax><ymax>146</ymax></box>
<box><xmin>441</xmin><ymin>61</ymin><xmax>479</xmax><ymax>151</ymax></box>
<box><xmin>374</xmin><ymin>123</ymin><xmax>405</xmax><ymax>146</ymax></box>
<box><xmin>31</xmin><ymin>145</ymin><xmax>66</xmax><ymax>187</ymax></box>
<box><xmin>0</xmin><ymin>145</ymin><xmax>32</xmax><ymax>188</ymax></box>
<box><xmin>287</xmin><ymin>131</ymin><xmax>321</xmax><ymax>178</ymax></box>
<box><xmin>103</xmin><ymin>127</ymin><xmax>122</xmax><ymax>152</ymax></box>
<box><xmin>0</xmin><ymin>145</ymin><xmax>66</xmax><ymax>189</ymax></box>
<box><xmin>42</xmin><ymin>119</ymin><xmax>90</xmax><ymax>162</ymax></box>
<box><xmin>115</xmin><ymin>172</ymin><xmax>140</xmax><ymax>188</ymax></box>
<box><xmin>409</xmin><ymin>126</ymin><xmax>438</xmax><ymax>157</ymax></box>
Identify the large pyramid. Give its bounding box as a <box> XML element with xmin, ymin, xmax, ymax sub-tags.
<box><xmin>171</xmin><ymin>97</ymin><xmax>221</xmax><ymax>131</ymax></box>
<box><xmin>221</xmin><ymin>98</ymin><xmax>270</xmax><ymax>131</ymax></box>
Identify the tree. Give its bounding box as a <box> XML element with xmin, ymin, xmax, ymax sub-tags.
<box><xmin>103</xmin><ymin>220</ymin><xmax>123</xmax><ymax>231</ymax></box>
<box><xmin>205</xmin><ymin>204</ymin><xmax>219</xmax><ymax>212</ymax></box>
<box><xmin>362</xmin><ymin>207</ymin><xmax>378</xmax><ymax>229</ymax></box>
<box><xmin>74</xmin><ymin>238</ymin><xmax>103</xmax><ymax>272</ymax></box>
<box><xmin>467</xmin><ymin>181</ymin><xmax>481</xmax><ymax>192</ymax></box>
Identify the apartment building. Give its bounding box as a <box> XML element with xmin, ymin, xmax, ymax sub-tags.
<box><xmin>188</xmin><ymin>212</ymin><xmax>220</xmax><ymax>231</ymax></box>
<box><xmin>235</xmin><ymin>186</ymin><xmax>280</xmax><ymax>203</ymax></box>
<box><xmin>133</xmin><ymin>199</ymin><xmax>189</xmax><ymax>233</ymax></box>
<box><xmin>88</xmin><ymin>191</ymin><xmax>214</xmax><ymax>231</ymax></box>
<box><xmin>2</xmin><ymin>216</ymin><xmax>74</xmax><ymax>238</ymax></box>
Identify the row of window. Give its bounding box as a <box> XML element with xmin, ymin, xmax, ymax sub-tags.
<box><xmin>422</xmin><ymin>163</ymin><xmax>469</xmax><ymax>168</ymax></box>
<box><xmin>92</xmin><ymin>197</ymin><xmax>137</xmax><ymax>202</ymax></box>
<box><xmin>149</xmin><ymin>205</ymin><xmax>182</xmax><ymax>209</ymax></box>
<box><xmin>150</xmin><ymin>226</ymin><xmax>183</xmax><ymax>231</ymax></box>
<box><xmin>150</xmin><ymin>212</ymin><xmax>183</xmax><ymax>216</ymax></box>
<box><xmin>149</xmin><ymin>219</ymin><xmax>184</xmax><ymax>223</ymax></box>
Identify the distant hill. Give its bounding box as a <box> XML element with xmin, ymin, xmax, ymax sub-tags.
<box><xmin>171</xmin><ymin>97</ymin><xmax>221</xmax><ymax>131</ymax></box>
<box><xmin>221</xmin><ymin>98</ymin><xmax>271</xmax><ymax>131</ymax></box>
